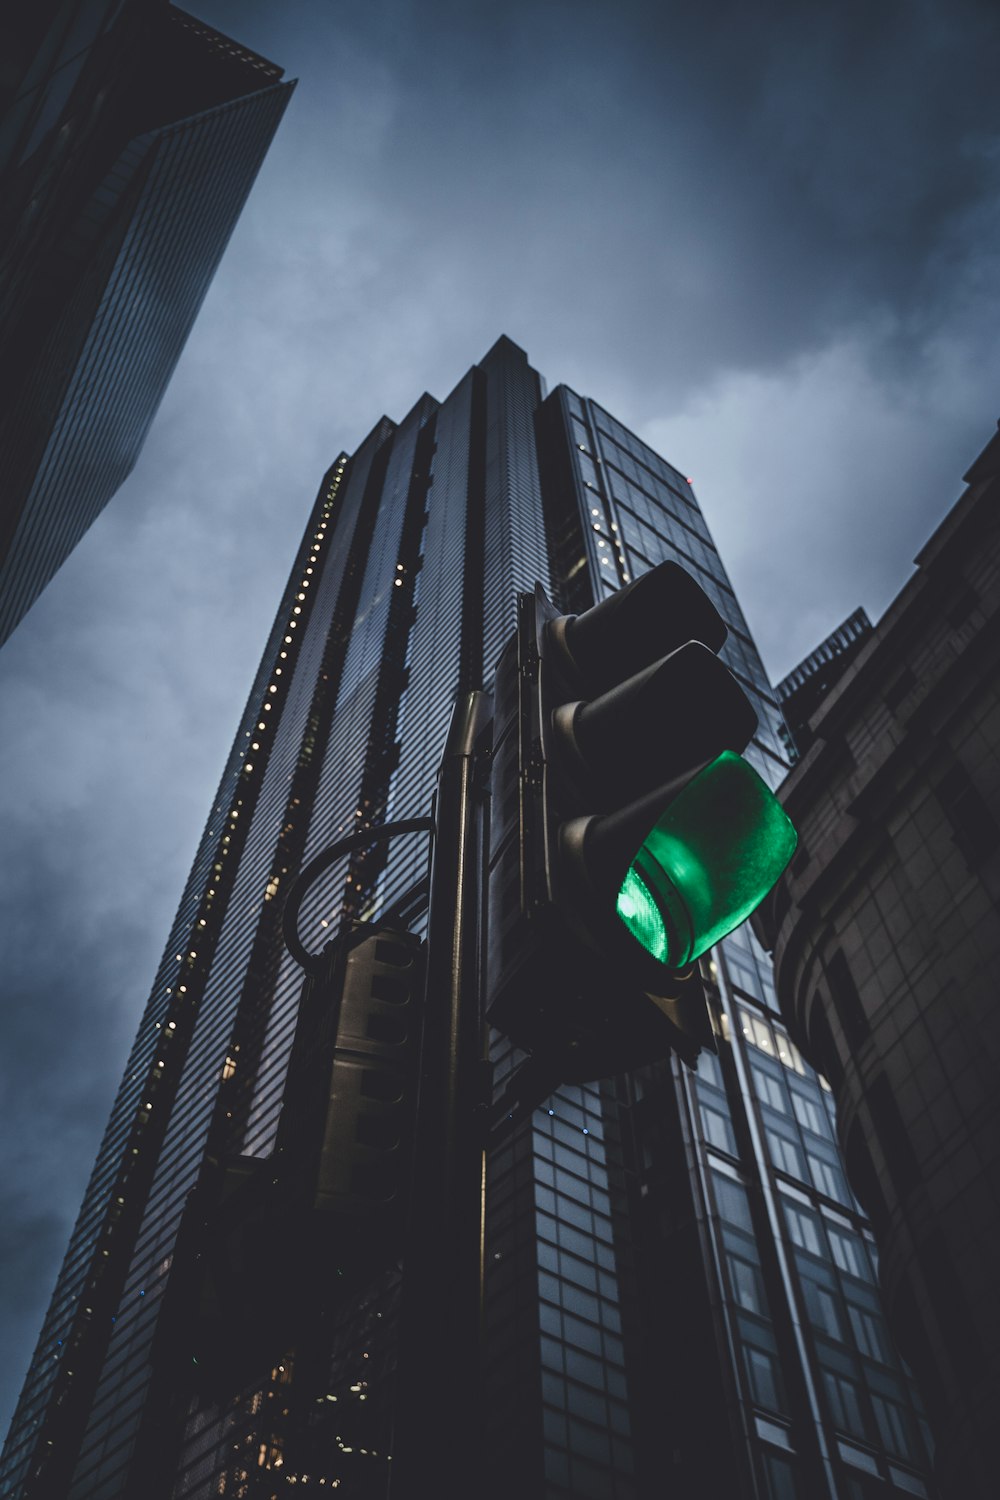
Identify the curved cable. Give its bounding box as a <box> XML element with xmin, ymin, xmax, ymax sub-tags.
<box><xmin>281</xmin><ymin>816</ymin><xmax>434</xmax><ymax>973</ymax></box>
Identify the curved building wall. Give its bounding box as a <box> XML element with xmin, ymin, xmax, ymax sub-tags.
<box><xmin>759</xmin><ymin>431</ymin><xmax>1000</xmax><ymax>1500</ymax></box>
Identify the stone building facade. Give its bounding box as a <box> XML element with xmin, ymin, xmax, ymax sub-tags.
<box><xmin>756</xmin><ymin>424</ymin><xmax>1000</xmax><ymax>1500</ymax></box>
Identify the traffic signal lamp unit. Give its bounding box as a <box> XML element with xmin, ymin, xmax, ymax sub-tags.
<box><xmin>161</xmin><ymin>924</ymin><xmax>424</xmax><ymax>1390</ymax></box>
<box><xmin>486</xmin><ymin>561</ymin><xmax>797</xmax><ymax>1081</ymax></box>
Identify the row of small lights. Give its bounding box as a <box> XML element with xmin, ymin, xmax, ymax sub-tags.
<box><xmin>577</xmin><ymin>434</ymin><xmax>631</xmax><ymax>585</ymax></box>
<box><xmin>313</xmin><ymin>548</ymin><xmax>414</xmax><ymax>932</ymax></box>
<box><xmin>584</xmin><ymin>404</ymin><xmax>696</xmax><ymax>499</ymax></box>
<box><xmin>208</xmin><ymin>472</ymin><xmax>381</xmax><ymax>1491</ymax></box>
<box><xmin>205</xmin><ymin>461</ymin><xmax>346</xmax><ymax>1089</ymax></box>
<box><xmin>33</xmin><ymin>471</ymin><xmax>351</xmax><ymax>1472</ymax></box>
<box><xmin>72</xmin><ymin>471</ymin><xmax>350</xmax><ymax>1345</ymax></box>
<box><xmin>577</xmin><ymin>409</ymin><xmax>698</xmax><ymax>585</ymax></box>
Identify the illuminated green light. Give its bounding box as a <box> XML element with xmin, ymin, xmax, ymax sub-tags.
<box><xmin>617</xmin><ymin>868</ymin><xmax>669</xmax><ymax>963</ymax></box>
<box><xmin>616</xmin><ymin>750</ymin><xmax>797</xmax><ymax>967</ymax></box>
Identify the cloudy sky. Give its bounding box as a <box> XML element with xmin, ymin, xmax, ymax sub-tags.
<box><xmin>2</xmin><ymin>0</ymin><xmax>999</xmax><ymax>1440</ymax></box>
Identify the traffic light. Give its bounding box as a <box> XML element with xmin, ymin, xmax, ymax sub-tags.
<box><xmin>164</xmin><ymin>924</ymin><xmax>424</xmax><ymax>1391</ymax></box>
<box><xmin>304</xmin><ymin>926</ymin><xmax>424</xmax><ymax>1218</ymax></box>
<box><xmin>486</xmin><ymin>560</ymin><xmax>796</xmax><ymax>1080</ymax></box>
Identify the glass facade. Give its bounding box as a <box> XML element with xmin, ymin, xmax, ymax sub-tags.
<box><xmin>0</xmin><ymin>5</ymin><xmax>294</xmax><ymax>645</ymax></box>
<box><xmin>1</xmin><ymin>338</ymin><xmax>936</xmax><ymax>1499</ymax></box>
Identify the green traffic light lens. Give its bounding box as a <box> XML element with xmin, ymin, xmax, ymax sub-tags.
<box><xmin>617</xmin><ymin>750</ymin><xmax>797</xmax><ymax>967</ymax></box>
<box><xmin>617</xmin><ymin>868</ymin><xmax>669</xmax><ymax>964</ymax></box>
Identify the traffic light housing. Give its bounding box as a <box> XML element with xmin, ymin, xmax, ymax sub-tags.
<box><xmin>486</xmin><ymin>561</ymin><xmax>796</xmax><ymax>1080</ymax></box>
<box><xmin>279</xmin><ymin>924</ymin><xmax>424</xmax><ymax>1221</ymax></box>
<box><xmin>162</xmin><ymin>924</ymin><xmax>424</xmax><ymax>1392</ymax></box>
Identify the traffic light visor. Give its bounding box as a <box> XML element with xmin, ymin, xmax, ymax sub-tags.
<box><xmin>616</xmin><ymin>751</ymin><xmax>797</xmax><ymax>967</ymax></box>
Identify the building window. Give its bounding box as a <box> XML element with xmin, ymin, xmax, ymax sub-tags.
<box><xmin>728</xmin><ymin>1254</ymin><xmax>766</xmax><ymax>1315</ymax></box>
<box><xmin>782</xmin><ymin>1200</ymin><xmax>823</xmax><ymax>1257</ymax></box>
<box><xmin>807</xmin><ymin>1150</ymin><xmax>849</xmax><ymax>1205</ymax></box>
<box><xmin>753</xmin><ymin>1065</ymin><xmax>789</xmax><ymax>1115</ymax></box>
<box><xmin>826</xmin><ymin>951</ymin><xmax>868</xmax><ymax>1051</ymax></box>
<box><xmin>822</xmin><ymin>1369</ymin><xmax>867</xmax><ymax>1438</ymax></box>
<box><xmin>870</xmin><ymin>1393</ymin><xmax>914</xmax><ymax>1458</ymax></box>
<box><xmin>807</xmin><ymin>1000</ymin><xmax>844</xmax><ymax>1092</ymax></box>
<box><xmin>867</xmin><ymin>1074</ymin><xmax>920</xmax><ymax>1196</ymax></box>
<box><xmin>936</xmin><ymin>761</ymin><xmax>1000</xmax><ymax>866</ymax></box>
<box><xmin>739</xmin><ymin>1007</ymin><xmax>776</xmax><ymax>1056</ymax></box>
<box><xmin>702</xmin><ymin>1103</ymin><xmax>738</xmax><ymax>1155</ymax></box>
<box><xmin>762</xmin><ymin>1449</ymin><xmax>800</xmax><ymax>1499</ymax></box>
<box><xmin>884</xmin><ymin>667</ymin><xmax>915</xmax><ymax>713</ymax></box>
<box><xmin>827</xmin><ymin>1225</ymin><xmax>872</xmax><ymax>1283</ymax></box>
<box><xmin>802</xmin><ymin>1276</ymin><xmax>843</xmax><ymax>1340</ymax></box>
<box><xmin>745</xmin><ymin>1345</ymin><xmax>783</xmax><ymax>1412</ymax></box>
<box><xmin>712</xmin><ymin>1171</ymin><xmax>755</xmax><ymax>1233</ymax></box>
<box><xmin>844</xmin><ymin>1116</ymin><xmax>888</xmax><ymax>1233</ymax></box>
<box><xmin>790</xmin><ymin>1090</ymin><xmax>825</xmax><ymax>1137</ymax></box>
<box><xmin>846</xmin><ymin>1303</ymin><xmax>889</xmax><ymax>1363</ymax></box>
<box><xmin>766</xmin><ymin>1129</ymin><xmax>806</xmax><ymax>1182</ymax></box>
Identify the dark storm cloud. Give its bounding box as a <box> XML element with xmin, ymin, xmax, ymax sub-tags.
<box><xmin>0</xmin><ymin>751</ymin><xmax>176</xmax><ymax>1423</ymax></box>
<box><xmin>2</xmin><ymin>0</ymin><xmax>999</xmax><ymax>1440</ymax></box>
<box><xmin>195</xmin><ymin>0</ymin><xmax>1000</xmax><ymax>530</ymax></box>
<box><xmin>197</xmin><ymin>0</ymin><xmax>1000</xmax><ymax>662</ymax></box>
<box><xmin>224</xmin><ymin>0</ymin><xmax>1000</xmax><ymax>397</ymax></box>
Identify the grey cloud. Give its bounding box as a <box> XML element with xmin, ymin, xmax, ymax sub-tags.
<box><xmin>209</xmin><ymin>0</ymin><xmax>1000</xmax><ymax>408</ymax></box>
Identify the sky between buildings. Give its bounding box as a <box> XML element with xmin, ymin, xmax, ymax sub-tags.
<box><xmin>1</xmin><ymin>0</ymin><xmax>998</xmax><ymax>1440</ymax></box>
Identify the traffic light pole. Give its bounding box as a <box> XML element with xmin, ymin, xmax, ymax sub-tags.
<box><xmin>389</xmin><ymin>690</ymin><xmax>493</xmax><ymax>1499</ymax></box>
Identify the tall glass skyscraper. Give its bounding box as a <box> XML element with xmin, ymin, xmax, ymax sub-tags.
<box><xmin>0</xmin><ymin>2</ymin><xmax>294</xmax><ymax>645</ymax></box>
<box><xmin>1</xmin><ymin>337</ymin><xmax>936</xmax><ymax>1499</ymax></box>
